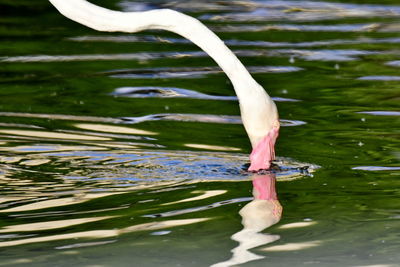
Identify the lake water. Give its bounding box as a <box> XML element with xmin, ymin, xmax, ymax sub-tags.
<box><xmin>0</xmin><ymin>0</ymin><xmax>399</xmax><ymax>266</ymax></box>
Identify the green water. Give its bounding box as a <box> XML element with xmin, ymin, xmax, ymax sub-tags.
<box><xmin>0</xmin><ymin>0</ymin><xmax>399</xmax><ymax>266</ymax></box>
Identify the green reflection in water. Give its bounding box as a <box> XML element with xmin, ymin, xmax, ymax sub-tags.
<box><xmin>0</xmin><ymin>0</ymin><xmax>399</xmax><ymax>266</ymax></box>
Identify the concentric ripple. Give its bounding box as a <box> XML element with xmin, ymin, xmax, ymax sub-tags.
<box><xmin>1</xmin><ymin>146</ymin><xmax>318</xmax><ymax>188</ymax></box>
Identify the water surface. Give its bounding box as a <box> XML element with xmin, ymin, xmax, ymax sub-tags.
<box><xmin>0</xmin><ymin>0</ymin><xmax>399</xmax><ymax>266</ymax></box>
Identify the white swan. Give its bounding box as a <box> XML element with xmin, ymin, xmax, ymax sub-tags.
<box><xmin>48</xmin><ymin>0</ymin><xmax>280</xmax><ymax>171</ymax></box>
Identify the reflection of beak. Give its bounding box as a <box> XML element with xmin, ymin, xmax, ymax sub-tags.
<box><xmin>211</xmin><ymin>173</ymin><xmax>282</xmax><ymax>267</ymax></box>
<box><xmin>252</xmin><ymin>172</ymin><xmax>278</xmax><ymax>200</ymax></box>
<box><xmin>241</xmin><ymin>173</ymin><xmax>282</xmax><ymax>231</ymax></box>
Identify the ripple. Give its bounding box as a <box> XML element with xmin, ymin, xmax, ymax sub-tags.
<box><xmin>250</xmin><ymin>66</ymin><xmax>302</xmax><ymax>73</ymax></box>
<box><xmin>0</xmin><ymin>218</ymin><xmax>209</xmax><ymax>248</ymax></box>
<box><xmin>108</xmin><ymin>66</ymin><xmax>302</xmax><ymax>79</ymax></box>
<box><xmin>261</xmin><ymin>241</ymin><xmax>321</xmax><ymax>252</ymax></box>
<box><xmin>143</xmin><ymin>197</ymin><xmax>253</xmax><ymax>218</ymax></box>
<box><xmin>386</xmin><ymin>60</ymin><xmax>400</xmax><ymax>67</ymax></box>
<box><xmin>0</xmin><ymin>216</ymin><xmax>114</xmax><ymax>233</ymax></box>
<box><xmin>352</xmin><ymin>166</ymin><xmax>400</xmax><ymax>171</ymax></box>
<box><xmin>272</xmin><ymin>97</ymin><xmax>300</xmax><ymax>102</ymax></box>
<box><xmin>0</xmin><ymin>129</ymin><xmax>111</xmax><ymax>141</ymax></box>
<box><xmin>0</xmin><ymin>193</ymin><xmax>123</xmax><ymax>213</ymax></box>
<box><xmin>55</xmin><ymin>240</ymin><xmax>117</xmax><ymax>250</ymax></box>
<box><xmin>19</xmin><ymin>159</ymin><xmax>51</xmax><ymax>166</ymax></box>
<box><xmin>358</xmin><ymin>76</ymin><xmax>400</xmax><ymax>81</ymax></box>
<box><xmin>0</xmin><ymin>49</ymin><xmax>308</xmax><ymax>66</ymax></box>
<box><xmin>196</xmin><ymin>1</ymin><xmax>400</xmax><ymax>22</ymax></box>
<box><xmin>0</xmin><ymin>122</ymin><xmax>42</xmax><ymax>129</ymax></box>
<box><xmin>3</xmin><ymin>49</ymin><xmax>369</xmax><ymax>65</ymax></box>
<box><xmin>278</xmin><ymin>221</ymin><xmax>317</xmax><ymax>229</ymax></box>
<box><xmin>0</xmin><ymin>129</ymin><xmax>153</xmax><ymax>144</ymax></box>
<box><xmin>122</xmin><ymin>113</ymin><xmax>241</xmax><ymax>124</ymax></box>
<box><xmin>74</xmin><ymin>123</ymin><xmax>157</xmax><ymax>136</ymax></box>
<box><xmin>121</xmin><ymin>113</ymin><xmax>306</xmax><ymax>127</ymax></box>
<box><xmin>112</xmin><ymin>86</ymin><xmax>236</xmax><ymax>100</ymax></box>
<box><xmin>235</xmin><ymin>49</ymin><xmax>376</xmax><ymax>62</ymax></box>
<box><xmin>280</xmin><ymin>119</ymin><xmax>307</xmax><ymax>127</ymax></box>
<box><xmin>119</xmin><ymin>0</ymin><xmax>227</xmax><ymax>12</ymax></box>
<box><xmin>149</xmin><ymin>231</ymin><xmax>171</xmax><ymax>236</ymax></box>
<box><xmin>357</xmin><ymin>111</ymin><xmax>400</xmax><ymax>116</ymax></box>
<box><xmin>217</xmin><ymin>24</ymin><xmax>395</xmax><ymax>33</ymax></box>
<box><xmin>184</xmin><ymin>144</ymin><xmax>241</xmax><ymax>152</ymax></box>
<box><xmin>162</xmin><ymin>190</ymin><xmax>227</xmax><ymax>206</ymax></box>
<box><xmin>109</xmin><ymin>67</ymin><xmax>213</xmax><ymax>79</ymax></box>
<box><xmin>118</xmin><ymin>0</ymin><xmax>400</xmax><ymax>22</ymax></box>
<box><xmin>0</xmin><ymin>112</ymin><xmax>121</xmax><ymax>123</ymax></box>
<box><xmin>0</xmin><ymin>50</ymin><xmax>212</xmax><ymax>63</ymax></box>
<box><xmin>69</xmin><ymin>34</ymin><xmax>400</xmax><ymax>48</ymax></box>
<box><xmin>227</xmin><ymin>37</ymin><xmax>400</xmax><ymax>48</ymax></box>
<box><xmin>273</xmin><ymin>49</ymin><xmax>376</xmax><ymax>62</ymax></box>
<box><xmin>68</xmin><ymin>35</ymin><xmax>188</xmax><ymax>44</ymax></box>
<box><xmin>1</xmin><ymin>53</ymin><xmax>156</xmax><ymax>63</ymax></box>
<box><xmin>2</xmin><ymin>147</ymin><xmax>318</xmax><ymax>186</ymax></box>
<box><xmin>0</xmin><ymin>145</ymin><xmax>104</xmax><ymax>154</ymax></box>
<box><xmin>112</xmin><ymin>86</ymin><xmax>301</xmax><ymax>102</ymax></box>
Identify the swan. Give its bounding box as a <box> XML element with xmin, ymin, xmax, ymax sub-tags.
<box><xmin>48</xmin><ymin>0</ymin><xmax>280</xmax><ymax>171</ymax></box>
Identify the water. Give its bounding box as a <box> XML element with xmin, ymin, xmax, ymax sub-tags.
<box><xmin>0</xmin><ymin>0</ymin><xmax>399</xmax><ymax>266</ymax></box>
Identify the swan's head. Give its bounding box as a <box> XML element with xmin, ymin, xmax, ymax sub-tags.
<box><xmin>241</xmin><ymin>93</ymin><xmax>280</xmax><ymax>172</ymax></box>
<box><xmin>248</xmin><ymin>120</ymin><xmax>280</xmax><ymax>172</ymax></box>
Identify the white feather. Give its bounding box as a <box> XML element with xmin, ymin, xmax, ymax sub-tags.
<box><xmin>48</xmin><ymin>0</ymin><xmax>279</xmax><ymax>147</ymax></box>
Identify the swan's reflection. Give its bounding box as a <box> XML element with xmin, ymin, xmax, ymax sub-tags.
<box><xmin>212</xmin><ymin>172</ymin><xmax>282</xmax><ymax>267</ymax></box>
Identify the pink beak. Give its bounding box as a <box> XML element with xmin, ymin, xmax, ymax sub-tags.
<box><xmin>248</xmin><ymin>126</ymin><xmax>280</xmax><ymax>172</ymax></box>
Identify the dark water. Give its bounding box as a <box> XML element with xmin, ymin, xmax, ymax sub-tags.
<box><xmin>0</xmin><ymin>0</ymin><xmax>399</xmax><ymax>266</ymax></box>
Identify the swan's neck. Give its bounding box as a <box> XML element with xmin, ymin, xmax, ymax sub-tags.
<box><xmin>49</xmin><ymin>0</ymin><xmax>280</xmax><ymax>169</ymax></box>
<box><xmin>49</xmin><ymin>0</ymin><xmax>266</xmax><ymax>100</ymax></box>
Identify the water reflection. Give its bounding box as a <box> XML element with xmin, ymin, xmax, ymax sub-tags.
<box><xmin>122</xmin><ymin>113</ymin><xmax>306</xmax><ymax>127</ymax></box>
<box><xmin>0</xmin><ymin>217</ymin><xmax>209</xmax><ymax>248</ymax></box>
<box><xmin>112</xmin><ymin>86</ymin><xmax>238</xmax><ymax>100</ymax></box>
<box><xmin>112</xmin><ymin>86</ymin><xmax>300</xmax><ymax>102</ymax></box>
<box><xmin>0</xmin><ymin>129</ymin><xmax>111</xmax><ymax>141</ymax></box>
<box><xmin>215</xmin><ymin>24</ymin><xmax>400</xmax><ymax>33</ymax></box>
<box><xmin>119</xmin><ymin>0</ymin><xmax>400</xmax><ymax>22</ymax></box>
<box><xmin>107</xmin><ymin>66</ymin><xmax>302</xmax><ymax>79</ymax></box>
<box><xmin>386</xmin><ymin>60</ymin><xmax>400</xmax><ymax>67</ymax></box>
<box><xmin>1</xmin><ymin>0</ymin><xmax>399</xmax><ymax>264</ymax></box>
<box><xmin>272</xmin><ymin>49</ymin><xmax>376</xmax><ymax>62</ymax></box>
<box><xmin>197</xmin><ymin>1</ymin><xmax>400</xmax><ymax>22</ymax></box>
<box><xmin>74</xmin><ymin>123</ymin><xmax>157</xmax><ymax>136</ymax></box>
<box><xmin>0</xmin><ymin>138</ymin><xmax>316</xmax><ymax>255</ymax></box>
<box><xmin>358</xmin><ymin>76</ymin><xmax>400</xmax><ymax>81</ymax></box>
<box><xmin>0</xmin><ymin>192</ymin><xmax>123</xmax><ymax>213</ymax></box>
<box><xmin>213</xmin><ymin>172</ymin><xmax>282</xmax><ymax>267</ymax></box>
<box><xmin>357</xmin><ymin>111</ymin><xmax>400</xmax><ymax>116</ymax></box>
<box><xmin>0</xmin><ymin>216</ymin><xmax>115</xmax><ymax>233</ymax></box>
<box><xmin>69</xmin><ymin>34</ymin><xmax>400</xmax><ymax>47</ymax></box>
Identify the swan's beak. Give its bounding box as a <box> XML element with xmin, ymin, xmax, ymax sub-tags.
<box><xmin>248</xmin><ymin>125</ymin><xmax>280</xmax><ymax>172</ymax></box>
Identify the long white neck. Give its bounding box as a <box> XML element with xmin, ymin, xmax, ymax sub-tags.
<box><xmin>49</xmin><ymin>0</ymin><xmax>278</xmax><ymax>147</ymax></box>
